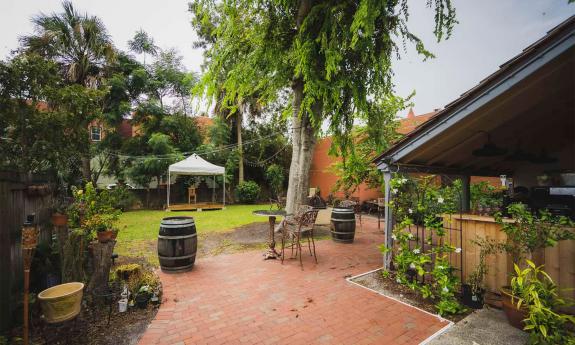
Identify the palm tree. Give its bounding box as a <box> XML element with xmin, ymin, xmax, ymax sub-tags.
<box><xmin>21</xmin><ymin>1</ymin><xmax>116</xmax><ymax>88</ymax></box>
<box><xmin>21</xmin><ymin>1</ymin><xmax>116</xmax><ymax>182</ymax></box>
<box><xmin>128</xmin><ymin>29</ymin><xmax>158</xmax><ymax>66</ymax></box>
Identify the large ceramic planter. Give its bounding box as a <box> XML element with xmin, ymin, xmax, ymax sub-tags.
<box><xmin>51</xmin><ymin>213</ymin><xmax>68</xmax><ymax>227</ymax></box>
<box><xmin>38</xmin><ymin>282</ymin><xmax>84</xmax><ymax>323</ymax></box>
<box><xmin>500</xmin><ymin>287</ymin><xmax>527</xmax><ymax>330</ymax></box>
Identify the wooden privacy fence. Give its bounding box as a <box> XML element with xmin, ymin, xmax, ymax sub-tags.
<box><xmin>445</xmin><ymin>214</ymin><xmax>575</xmax><ymax>302</ymax></box>
<box><xmin>0</xmin><ymin>171</ymin><xmax>53</xmax><ymax>332</ymax></box>
<box><xmin>398</xmin><ymin>213</ymin><xmax>575</xmax><ymax>309</ymax></box>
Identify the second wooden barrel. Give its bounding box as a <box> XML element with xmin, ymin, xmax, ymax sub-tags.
<box><xmin>158</xmin><ymin>216</ymin><xmax>197</xmax><ymax>273</ymax></box>
<box><xmin>330</xmin><ymin>207</ymin><xmax>356</xmax><ymax>243</ymax></box>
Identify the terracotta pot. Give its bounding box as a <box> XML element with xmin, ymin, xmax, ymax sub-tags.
<box><xmin>97</xmin><ymin>230</ymin><xmax>115</xmax><ymax>243</ymax></box>
<box><xmin>51</xmin><ymin>213</ymin><xmax>68</xmax><ymax>227</ymax></box>
<box><xmin>500</xmin><ymin>287</ymin><xmax>528</xmax><ymax>330</ymax></box>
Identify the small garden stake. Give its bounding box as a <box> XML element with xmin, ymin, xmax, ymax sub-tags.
<box><xmin>22</xmin><ymin>214</ymin><xmax>39</xmax><ymax>345</ymax></box>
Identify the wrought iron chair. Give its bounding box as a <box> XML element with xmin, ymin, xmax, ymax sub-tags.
<box><xmin>188</xmin><ymin>187</ymin><xmax>197</xmax><ymax>204</ymax></box>
<box><xmin>377</xmin><ymin>197</ymin><xmax>385</xmax><ymax>230</ymax></box>
<box><xmin>280</xmin><ymin>208</ymin><xmax>319</xmax><ymax>269</ymax></box>
<box><xmin>269</xmin><ymin>196</ymin><xmax>287</xmax><ymax>210</ymax></box>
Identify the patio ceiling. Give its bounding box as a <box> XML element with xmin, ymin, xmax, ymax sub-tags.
<box><xmin>375</xmin><ymin>16</ymin><xmax>575</xmax><ymax>177</ymax></box>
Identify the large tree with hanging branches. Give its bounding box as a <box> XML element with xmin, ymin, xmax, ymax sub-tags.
<box><xmin>190</xmin><ymin>0</ymin><xmax>457</xmax><ymax>213</ymax></box>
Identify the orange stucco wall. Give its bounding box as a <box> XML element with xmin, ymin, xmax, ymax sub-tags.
<box><xmin>309</xmin><ymin>110</ymin><xmax>500</xmax><ymax>203</ymax></box>
<box><xmin>309</xmin><ymin>137</ymin><xmax>383</xmax><ymax>202</ymax></box>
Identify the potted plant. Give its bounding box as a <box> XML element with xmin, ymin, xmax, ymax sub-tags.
<box><xmin>83</xmin><ymin>214</ymin><xmax>119</xmax><ymax>243</ymax></box>
<box><xmin>51</xmin><ymin>196</ymin><xmax>70</xmax><ymax>226</ymax></box>
<box><xmin>493</xmin><ymin>204</ymin><xmax>574</xmax><ymax>326</ymax></box>
<box><xmin>465</xmin><ymin>238</ymin><xmax>506</xmax><ymax>309</ymax></box>
<box><xmin>509</xmin><ymin>260</ymin><xmax>575</xmax><ymax>342</ymax></box>
<box><xmin>135</xmin><ymin>285</ymin><xmax>151</xmax><ymax>309</ymax></box>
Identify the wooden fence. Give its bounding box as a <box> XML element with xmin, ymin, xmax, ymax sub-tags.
<box><xmin>400</xmin><ymin>214</ymin><xmax>575</xmax><ymax>312</ymax></box>
<box><xmin>444</xmin><ymin>214</ymin><xmax>575</xmax><ymax>301</ymax></box>
<box><xmin>0</xmin><ymin>171</ymin><xmax>53</xmax><ymax>332</ymax></box>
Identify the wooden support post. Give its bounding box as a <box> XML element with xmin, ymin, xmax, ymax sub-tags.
<box><xmin>382</xmin><ymin>165</ymin><xmax>394</xmax><ymax>270</ymax></box>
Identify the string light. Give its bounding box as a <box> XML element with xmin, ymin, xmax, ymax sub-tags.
<box><xmin>100</xmin><ymin>125</ymin><xmax>299</xmax><ymax>161</ymax></box>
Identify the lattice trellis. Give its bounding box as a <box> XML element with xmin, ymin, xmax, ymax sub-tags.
<box><xmin>390</xmin><ymin>174</ymin><xmax>465</xmax><ymax>287</ymax></box>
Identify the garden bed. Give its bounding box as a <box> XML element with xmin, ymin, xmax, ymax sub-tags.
<box><xmin>350</xmin><ymin>268</ymin><xmax>472</xmax><ymax>322</ymax></box>
<box><xmin>29</xmin><ymin>301</ymin><xmax>158</xmax><ymax>345</ymax></box>
<box><xmin>12</xmin><ymin>259</ymin><xmax>162</xmax><ymax>345</ymax></box>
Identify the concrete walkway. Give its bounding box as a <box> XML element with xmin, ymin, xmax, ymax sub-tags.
<box><xmin>138</xmin><ymin>218</ymin><xmax>448</xmax><ymax>345</ymax></box>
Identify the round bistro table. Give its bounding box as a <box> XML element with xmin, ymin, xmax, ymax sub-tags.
<box><xmin>253</xmin><ymin>209</ymin><xmax>287</xmax><ymax>260</ymax></box>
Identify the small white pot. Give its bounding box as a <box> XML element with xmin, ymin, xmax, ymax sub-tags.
<box><xmin>118</xmin><ymin>298</ymin><xmax>128</xmax><ymax>313</ymax></box>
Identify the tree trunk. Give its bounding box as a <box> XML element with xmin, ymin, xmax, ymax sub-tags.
<box><xmin>82</xmin><ymin>157</ymin><xmax>92</xmax><ymax>183</ymax></box>
<box><xmin>88</xmin><ymin>241</ymin><xmax>116</xmax><ymax>293</ymax></box>
<box><xmin>285</xmin><ymin>0</ymin><xmax>315</xmax><ymax>215</ymax></box>
<box><xmin>285</xmin><ymin>80</ymin><xmax>317</xmax><ymax>214</ymax></box>
<box><xmin>237</xmin><ymin>111</ymin><xmax>244</xmax><ymax>184</ymax></box>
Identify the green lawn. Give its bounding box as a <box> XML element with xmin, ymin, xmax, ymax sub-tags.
<box><xmin>115</xmin><ymin>204</ymin><xmax>269</xmax><ymax>265</ymax></box>
<box><xmin>117</xmin><ymin>204</ymin><xmax>269</xmax><ymax>241</ymax></box>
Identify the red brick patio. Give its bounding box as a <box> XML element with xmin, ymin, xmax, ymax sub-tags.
<box><xmin>138</xmin><ymin>218</ymin><xmax>449</xmax><ymax>345</ymax></box>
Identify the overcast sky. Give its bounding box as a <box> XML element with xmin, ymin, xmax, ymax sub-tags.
<box><xmin>0</xmin><ymin>1</ymin><xmax>573</xmax><ymax>116</ymax></box>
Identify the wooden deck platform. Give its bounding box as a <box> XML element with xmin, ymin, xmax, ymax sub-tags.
<box><xmin>168</xmin><ymin>203</ymin><xmax>224</xmax><ymax>211</ymax></box>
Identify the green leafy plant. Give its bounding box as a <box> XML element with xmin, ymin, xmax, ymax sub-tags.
<box><xmin>495</xmin><ymin>203</ymin><xmax>575</xmax><ymax>264</ymax></box>
<box><xmin>82</xmin><ymin>213</ymin><xmax>119</xmax><ymax>233</ymax></box>
<box><xmin>468</xmin><ymin>238</ymin><xmax>506</xmax><ymax>296</ymax></box>
<box><xmin>511</xmin><ymin>260</ymin><xmax>575</xmax><ymax>344</ymax></box>
<box><xmin>235</xmin><ymin>180</ymin><xmax>261</xmax><ymax>204</ymax></box>
<box><xmin>384</xmin><ymin>176</ymin><xmax>466</xmax><ymax>316</ymax></box>
<box><xmin>265</xmin><ymin>164</ymin><xmax>284</xmax><ymax>197</ymax></box>
<box><xmin>470</xmin><ymin>181</ymin><xmax>504</xmax><ymax>215</ymax></box>
<box><xmin>50</xmin><ymin>194</ymin><xmax>70</xmax><ymax>214</ymax></box>
<box><xmin>107</xmin><ymin>185</ymin><xmax>139</xmax><ymax>211</ymax></box>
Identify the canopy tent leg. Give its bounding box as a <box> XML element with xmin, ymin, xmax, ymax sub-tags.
<box><xmin>223</xmin><ymin>172</ymin><xmax>226</xmax><ymax>208</ymax></box>
<box><xmin>212</xmin><ymin>175</ymin><xmax>215</xmax><ymax>203</ymax></box>
<box><xmin>167</xmin><ymin>171</ymin><xmax>171</xmax><ymax>209</ymax></box>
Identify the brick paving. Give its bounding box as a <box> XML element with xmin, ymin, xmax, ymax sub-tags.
<box><xmin>138</xmin><ymin>218</ymin><xmax>448</xmax><ymax>345</ymax></box>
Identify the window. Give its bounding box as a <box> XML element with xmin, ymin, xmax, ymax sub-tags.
<box><xmin>90</xmin><ymin>126</ymin><xmax>102</xmax><ymax>142</ymax></box>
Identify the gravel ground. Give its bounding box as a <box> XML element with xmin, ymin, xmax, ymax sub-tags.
<box><xmin>427</xmin><ymin>308</ymin><xmax>528</xmax><ymax>345</ymax></box>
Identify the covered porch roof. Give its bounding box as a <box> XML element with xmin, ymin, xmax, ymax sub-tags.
<box><xmin>375</xmin><ymin>16</ymin><xmax>575</xmax><ymax>177</ymax></box>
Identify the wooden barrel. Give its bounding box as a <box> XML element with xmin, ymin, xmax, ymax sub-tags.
<box><xmin>330</xmin><ymin>207</ymin><xmax>356</xmax><ymax>243</ymax></box>
<box><xmin>158</xmin><ymin>217</ymin><xmax>197</xmax><ymax>273</ymax></box>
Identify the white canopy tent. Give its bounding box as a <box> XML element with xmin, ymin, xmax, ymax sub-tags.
<box><xmin>167</xmin><ymin>154</ymin><xmax>225</xmax><ymax>208</ymax></box>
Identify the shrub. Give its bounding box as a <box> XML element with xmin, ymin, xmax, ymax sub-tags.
<box><xmin>235</xmin><ymin>180</ymin><xmax>261</xmax><ymax>204</ymax></box>
<box><xmin>511</xmin><ymin>260</ymin><xmax>575</xmax><ymax>344</ymax></box>
<box><xmin>108</xmin><ymin>185</ymin><xmax>138</xmax><ymax>211</ymax></box>
<box><xmin>265</xmin><ymin>164</ymin><xmax>284</xmax><ymax>197</ymax></box>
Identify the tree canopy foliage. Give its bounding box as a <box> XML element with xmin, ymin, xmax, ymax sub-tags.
<box><xmin>190</xmin><ymin>0</ymin><xmax>457</xmax><ymax>211</ymax></box>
